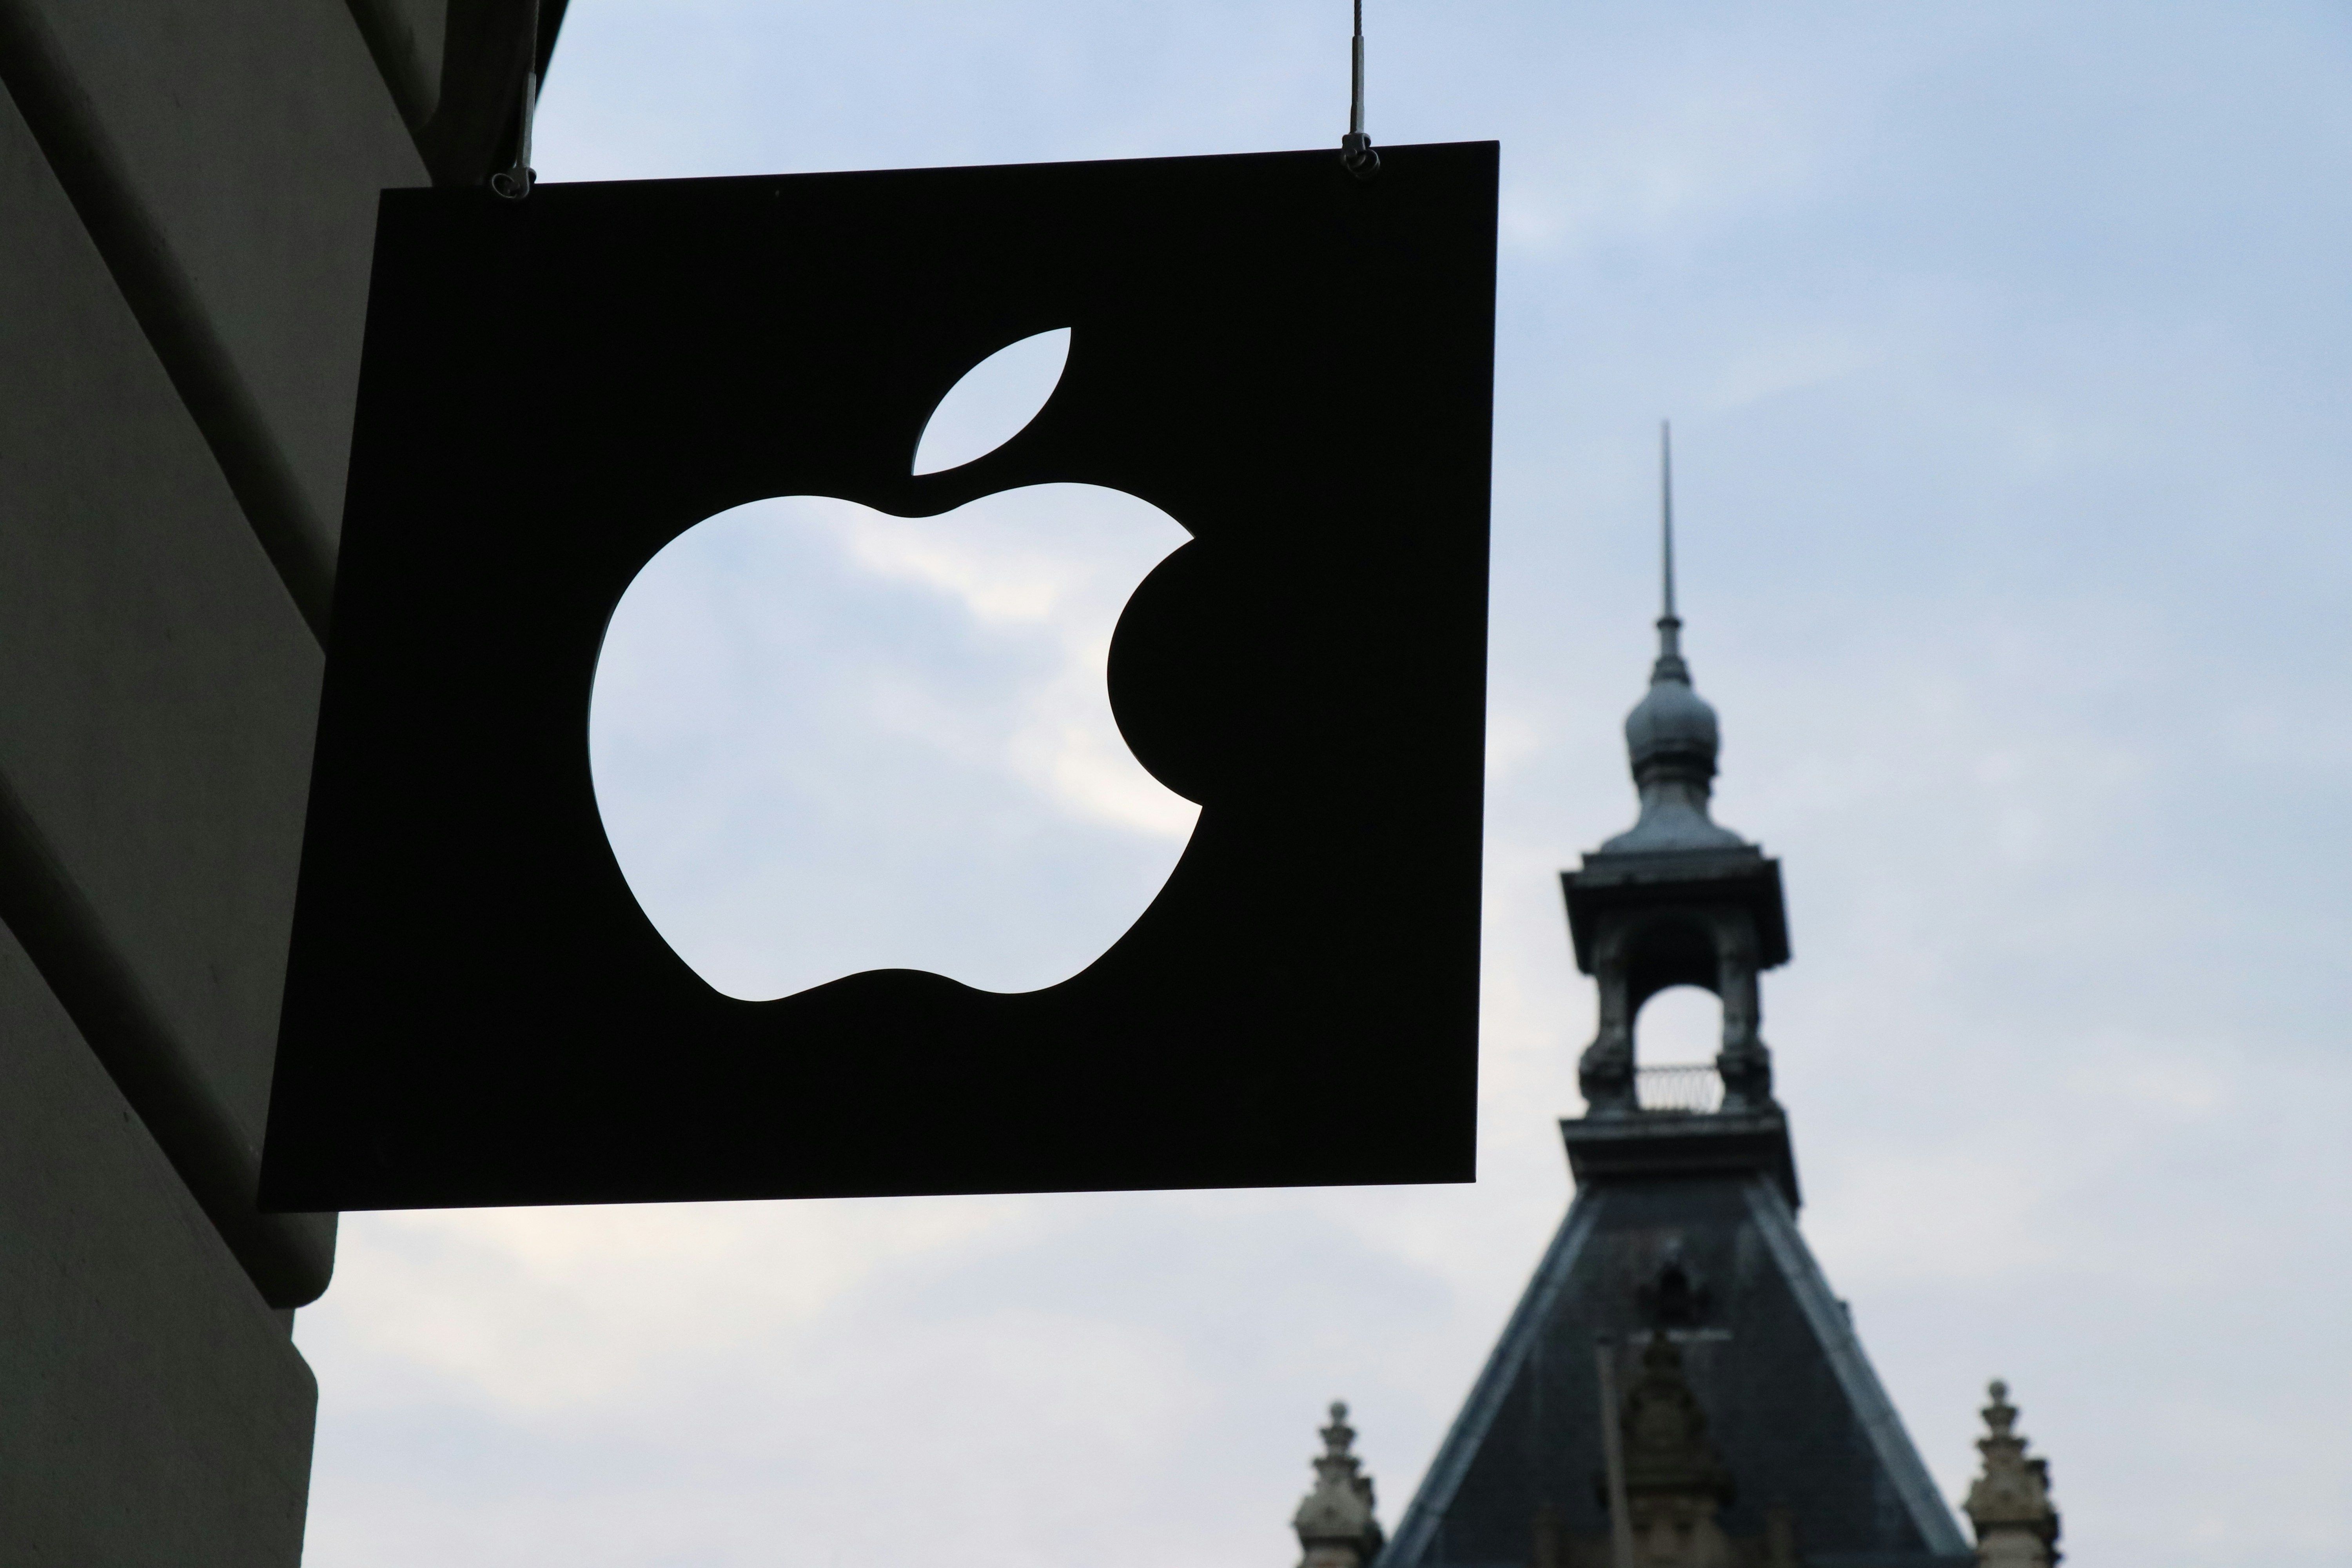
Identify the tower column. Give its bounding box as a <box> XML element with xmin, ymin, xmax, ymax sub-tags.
<box><xmin>1711</xmin><ymin>912</ymin><xmax>1774</xmax><ymax>1112</ymax></box>
<box><xmin>1579</xmin><ymin>926</ymin><xmax>1637</xmax><ymax>1116</ymax></box>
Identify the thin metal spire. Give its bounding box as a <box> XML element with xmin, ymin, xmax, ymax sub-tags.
<box><xmin>1661</xmin><ymin>419</ymin><xmax>1677</xmax><ymax>622</ymax></box>
<box><xmin>1654</xmin><ymin>420</ymin><xmax>1687</xmax><ymax>677</ymax></box>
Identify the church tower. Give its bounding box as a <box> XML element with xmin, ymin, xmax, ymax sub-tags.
<box><xmin>1377</xmin><ymin>431</ymin><xmax>1971</xmax><ymax>1568</ymax></box>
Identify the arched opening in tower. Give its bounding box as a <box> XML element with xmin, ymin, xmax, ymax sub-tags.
<box><xmin>1632</xmin><ymin>985</ymin><xmax>1724</xmax><ymax>1113</ymax></box>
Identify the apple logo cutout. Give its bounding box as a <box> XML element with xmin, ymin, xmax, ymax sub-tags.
<box><xmin>588</xmin><ymin>328</ymin><xmax>1200</xmax><ymax>1001</ymax></box>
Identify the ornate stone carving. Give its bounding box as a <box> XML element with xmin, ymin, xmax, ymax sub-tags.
<box><xmin>1637</xmin><ymin>1243</ymin><xmax>1712</xmax><ymax>1329</ymax></box>
<box><xmin>1588</xmin><ymin>1336</ymin><xmax>1740</xmax><ymax>1568</ymax></box>
<box><xmin>1961</xmin><ymin>1381</ymin><xmax>2060</xmax><ymax>1568</ymax></box>
<box><xmin>1294</xmin><ymin>1401</ymin><xmax>1385</xmax><ymax>1568</ymax></box>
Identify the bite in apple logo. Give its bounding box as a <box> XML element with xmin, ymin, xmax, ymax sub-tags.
<box><xmin>588</xmin><ymin>328</ymin><xmax>1199</xmax><ymax>1000</ymax></box>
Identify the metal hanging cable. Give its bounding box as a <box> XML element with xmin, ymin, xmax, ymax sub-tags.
<box><xmin>491</xmin><ymin>0</ymin><xmax>542</xmax><ymax>199</ymax></box>
<box><xmin>1341</xmin><ymin>0</ymin><xmax>1379</xmax><ymax>179</ymax></box>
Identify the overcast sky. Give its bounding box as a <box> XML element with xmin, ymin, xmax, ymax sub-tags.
<box><xmin>294</xmin><ymin>4</ymin><xmax>2352</xmax><ymax>1565</ymax></box>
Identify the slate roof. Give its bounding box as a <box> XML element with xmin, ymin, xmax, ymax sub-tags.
<box><xmin>1395</xmin><ymin>446</ymin><xmax>1975</xmax><ymax>1568</ymax></box>
<box><xmin>1379</xmin><ymin>1144</ymin><xmax>1969</xmax><ymax>1568</ymax></box>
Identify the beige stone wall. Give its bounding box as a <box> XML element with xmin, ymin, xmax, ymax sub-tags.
<box><xmin>0</xmin><ymin>1</ymin><xmax>541</xmax><ymax>1557</ymax></box>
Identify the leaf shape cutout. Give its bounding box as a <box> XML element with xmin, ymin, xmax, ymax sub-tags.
<box><xmin>911</xmin><ymin>327</ymin><xmax>1071</xmax><ymax>475</ymax></box>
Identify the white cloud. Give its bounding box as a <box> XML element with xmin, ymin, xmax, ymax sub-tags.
<box><xmin>302</xmin><ymin>4</ymin><xmax>2352</xmax><ymax>1567</ymax></box>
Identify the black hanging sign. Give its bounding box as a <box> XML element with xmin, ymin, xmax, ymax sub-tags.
<box><xmin>261</xmin><ymin>143</ymin><xmax>1498</xmax><ymax>1212</ymax></box>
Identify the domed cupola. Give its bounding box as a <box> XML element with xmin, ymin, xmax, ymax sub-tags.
<box><xmin>1560</xmin><ymin>424</ymin><xmax>1789</xmax><ymax>1124</ymax></box>
<box><xmin>1599</xmin><ymin>427</ymin><xmax>1748</xmax><ymax>856</ymax></box>
<box><xmin>1624</xmin><ymin>658</ymin><xmax>1719</xmax><ymax>775</ymax></box>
